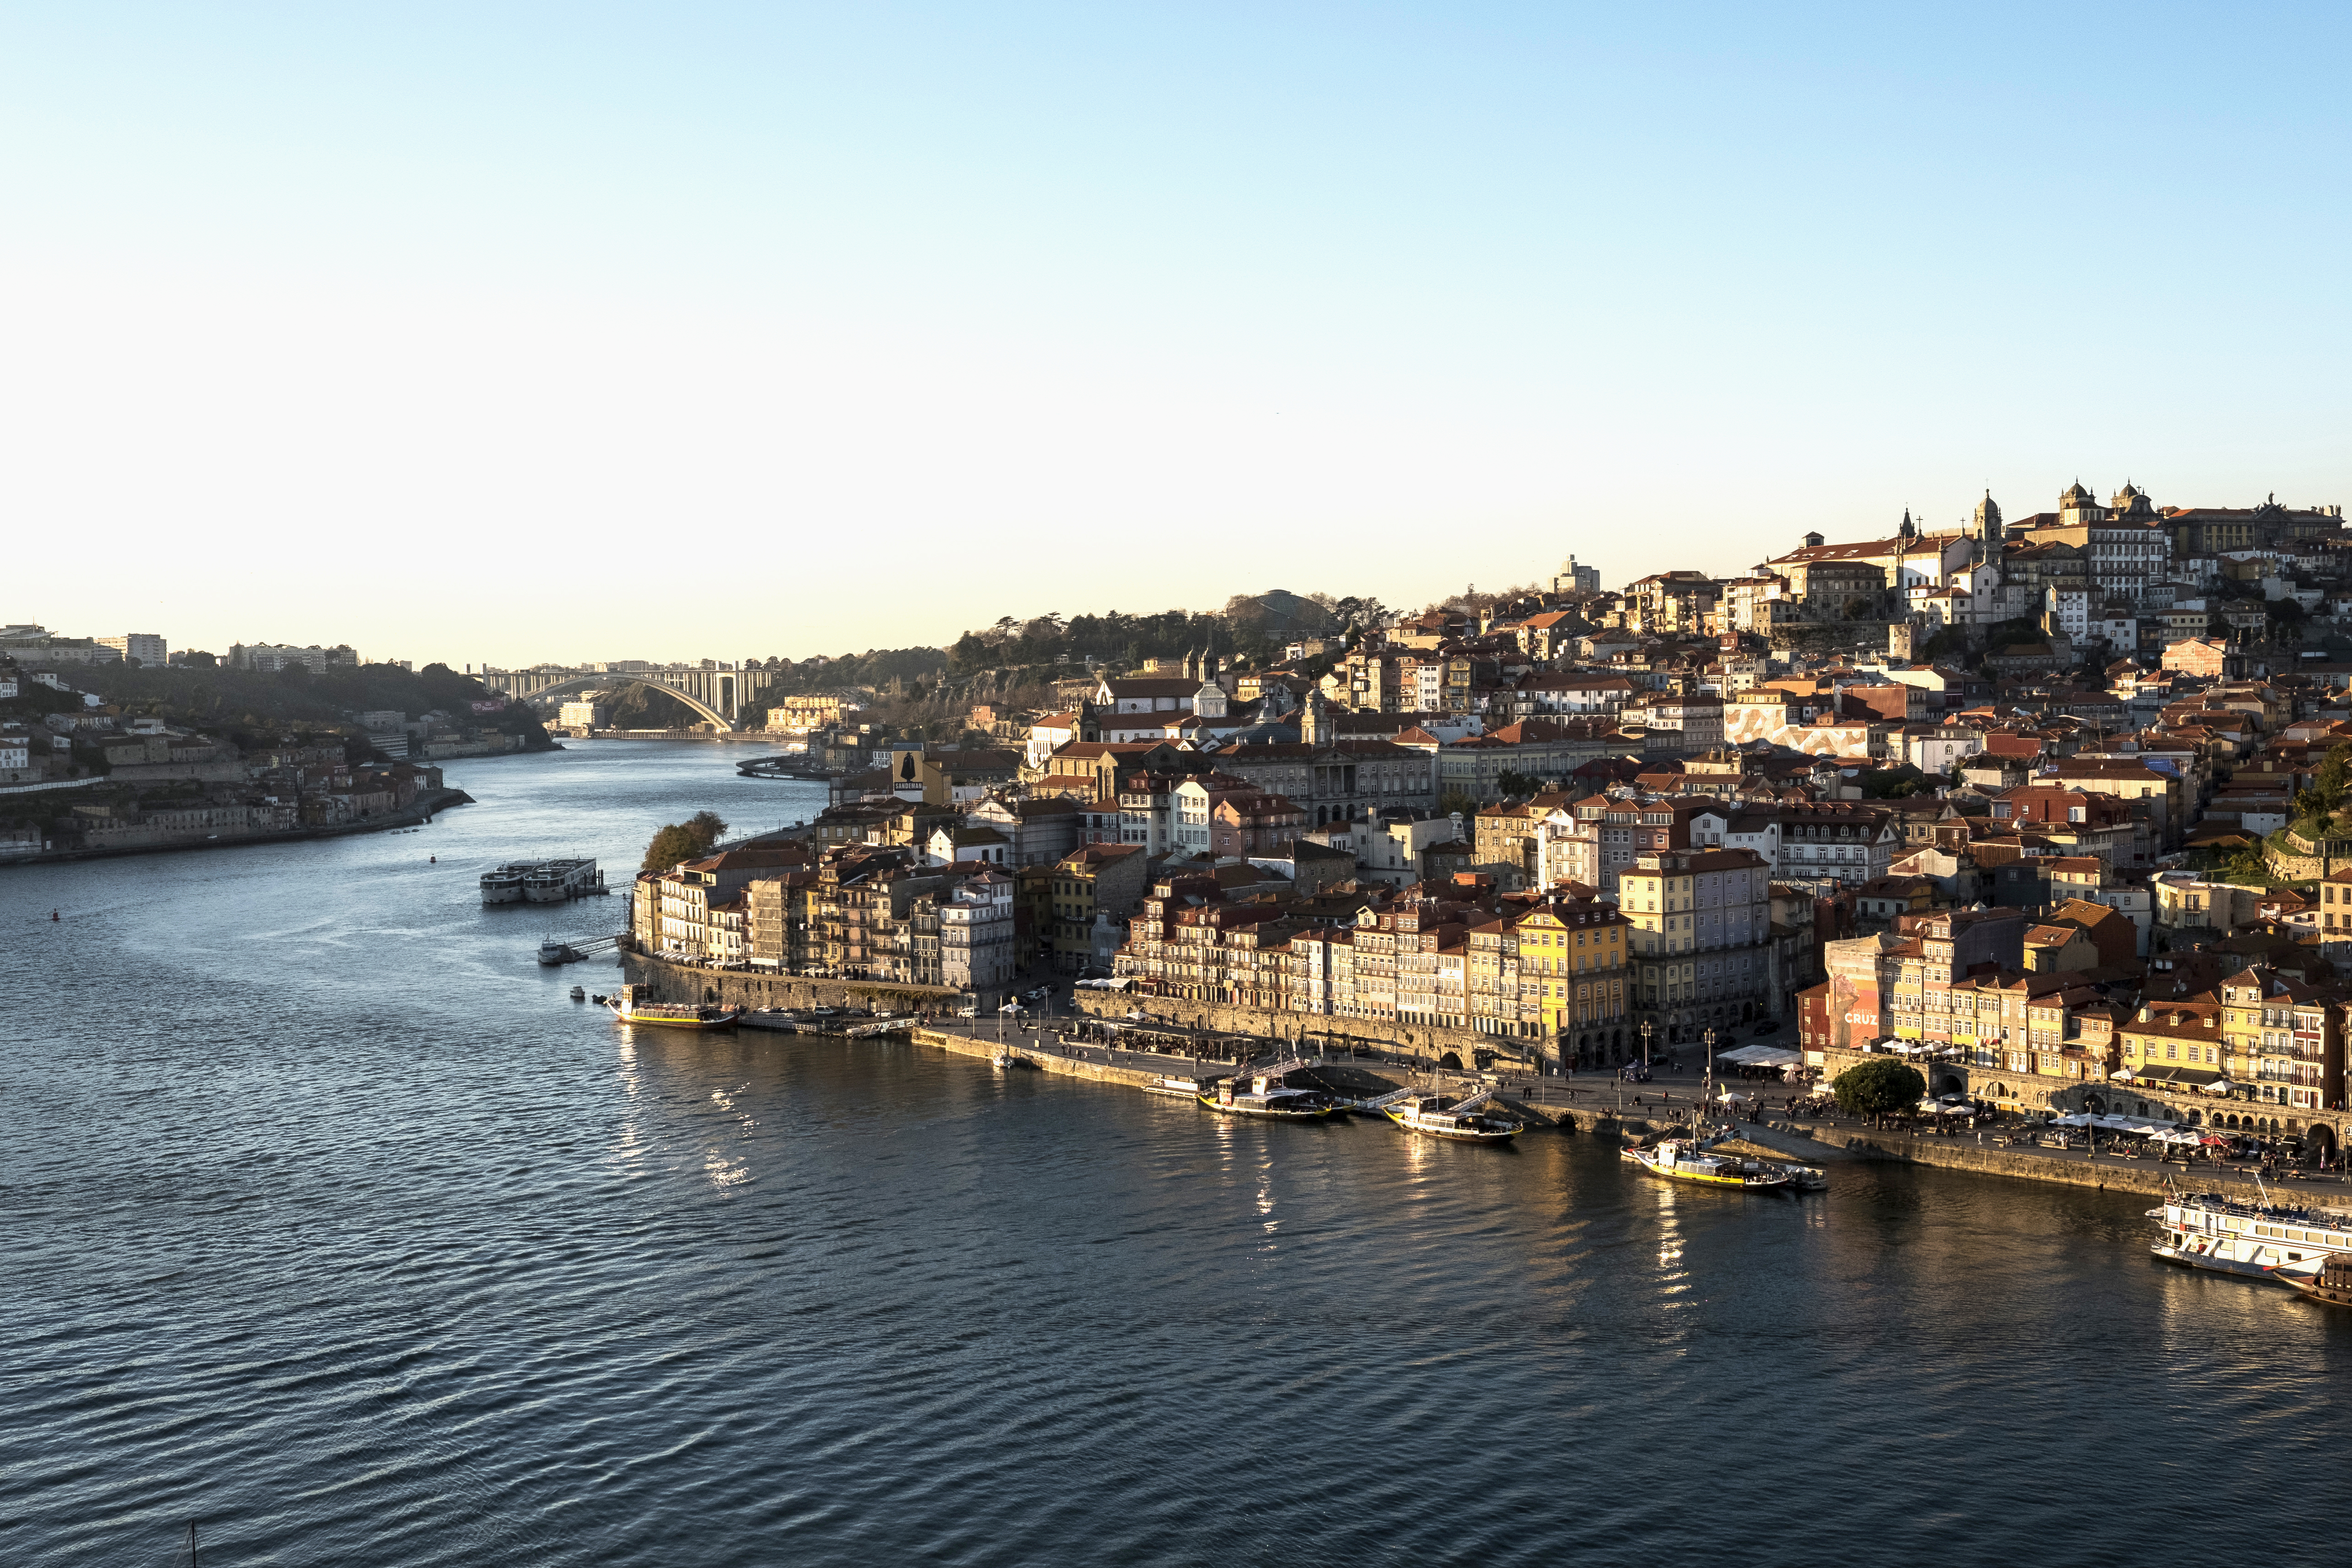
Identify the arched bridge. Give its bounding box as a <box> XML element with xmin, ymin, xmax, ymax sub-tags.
<box><xmin>517</xmin><ymin>674</ymin><xmax>738</xmax><ymax>731</ymax></box>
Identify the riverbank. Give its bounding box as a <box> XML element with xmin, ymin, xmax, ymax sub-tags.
<box><xmin>0</xmin><ymin>786</ymin><xmax>476</xmax><ymax>865</ymax></box>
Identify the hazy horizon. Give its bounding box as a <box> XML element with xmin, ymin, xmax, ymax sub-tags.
<box><xmin>5</xmin><ymin>3</ymin><xmax>2347</xmax><ymax>667</ymax></box>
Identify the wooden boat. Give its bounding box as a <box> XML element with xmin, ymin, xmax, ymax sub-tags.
<box><xmin>603</xmin><ymin>985</ymin><xmax>739</xmax><ymax>1029</ymax></box>
<box><xmin>1623</xmin><ymin>1136</ymin><xmax>1792</xmax><ymax>1191</ymax></box>
<box><xmin>1199</xmin><ymin>1066</ymin><xmax>1339</xmax><ymax>1120</ymax></box>
<box><xmin>2291</xmin><ymin>1254</ymin><xmax>2352</xmax><ymax>1307</ymax></box>
<box><xmin>1381</xmin><ymin>1087</ymin><xmax>1521</xmax><ymax>1143</ymax></box>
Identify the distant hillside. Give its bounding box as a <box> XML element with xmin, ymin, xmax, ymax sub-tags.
<box><xmin>56</xmin><ymin>661</ymin><xmax>551</xmax><ymax>748</ymax></box>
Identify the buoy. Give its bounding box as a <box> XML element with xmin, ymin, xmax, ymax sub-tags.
<box><xmin>430</xmin><ymin>855</ymin><xmax>437</xmax><ymax>863</ymax></box>
<box><xmin>52</xmin><ymin>909</ymin><xmax>61</xmax><ymax>921</ymax></box>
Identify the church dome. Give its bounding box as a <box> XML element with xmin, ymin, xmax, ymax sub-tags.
<box><xmin>2060</xmin><ymin>480</ymin><xmax>2095</xmax><ymax>506</ymax></box>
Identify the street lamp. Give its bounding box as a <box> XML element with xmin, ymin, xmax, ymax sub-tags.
<box><xmin>1638</xmin><ymin>1020</ymin><xmax>1655</xmax><ymax>1070</ymax></box>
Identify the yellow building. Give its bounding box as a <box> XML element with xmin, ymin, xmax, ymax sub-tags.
<box><xmin>1509</xmin><ymin>900</ymin><xmax>1630</xmax><ymax>1066</ymax></box>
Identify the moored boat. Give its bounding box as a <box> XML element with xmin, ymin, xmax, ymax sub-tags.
<box><xmin>1623</xmin><ymin>1136</ymin><xmax>1793</xmax><ymax>1191</ymax></box>
<box><xmin>2148</xmin><ymin>1189</ymin><xmax>2352</xmax><ymax>1282</ymax></box>
<box><xmin>1381</xmin><ymin>1087</ymin><xmax>1521</xmax><ymax>1143</ymax></box>
<box><xmin>603</xmin><ymin>985</ymin><xmax>739</xmax><ymax>1029</ymax></box>
<box><xmin>1199</xmin><ymin>1064</ymin><xmax>1339</xmax><ymax>1120</ymax></box>
<box><xmin>479</xmin><ymin>864</ymin><xmax>532</xmax><ymax>905</ymax></box>
<box><xmin>1147</xmin><ymin>1073</ymin><xmax>1220</xmax><ymax>1098</ymax></box>
<box><xmin>2291</xmin><ymin>1254</ymin><xmax>2352</xmax><ymax>1308</ymax></box>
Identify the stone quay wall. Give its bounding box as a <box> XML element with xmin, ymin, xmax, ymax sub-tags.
<box><xmin>619</xmin><ymin>952</ymin><xmax>961</xmax><ymax>1014</ymax></box>
<box><xmin>1069</xmin><ymin>990</ymin><xmax>1539</xmax><ymax>1069</ymax></box>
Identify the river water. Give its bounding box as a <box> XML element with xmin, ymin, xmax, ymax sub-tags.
<box><xmin>4</xmin><ymin>742</ymin><xmax>2347</xmax><ymax>1566</ymax></box>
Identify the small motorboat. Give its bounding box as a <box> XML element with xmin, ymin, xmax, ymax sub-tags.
<box><xmin>993</xmin><ymin>1052</ymin><xmax>1013</xmax><ymax>1071</ymax></box>
<box><xmin>569</xmin><ymin>985</ymin><xmax>586</xmax><ymax>1002</ymax></box>
<box><xmin>1146</xmin><ymin>1074</ymin><xmax>1217</xmax><ymax>1099</ymax></box>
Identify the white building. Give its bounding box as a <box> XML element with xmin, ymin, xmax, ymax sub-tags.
<box><xmin>941</xmin><ymin>870</ymin><xmax>1017</xmax><ymax>996</ymax></box>
<box><xmin>97</xmin><ymin>634</ymin><xmax>167</xmax><ymax>667</ymax></box>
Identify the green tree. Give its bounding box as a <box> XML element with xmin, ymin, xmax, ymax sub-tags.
<box><xmin>2316</xmin><ymin>742</ymin><xmax>2352</xmax><ymax>811</ymax></box>
<box><xmin>1439</xmin><ymin>787</ymin><xmax>1481</xmax><ymax>819</ymax></box>
<box><xmin>639</xmin><ymin>810</ymin><xmax>730</xmax><ymax>871</ymax></box>
<box><xmin>1496</xmin><ymin>769</ymin><xmax>1544</xmax><ymax>798</ymax></box>
<box><xmin>1830</xmin><ymin>1058</ymin><xmax>1926</xmax><ymax>1119</ymax></box>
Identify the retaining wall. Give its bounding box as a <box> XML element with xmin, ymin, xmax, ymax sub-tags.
<box><xmin>1070</xmin><ymin>991</ymin><xmax>1539</xmax><ymax>1069</ymax></box>
<box><xmin>619</xmin><ymin>952</ymin><xmax>962</xmax><ymax>1014</ymax></box>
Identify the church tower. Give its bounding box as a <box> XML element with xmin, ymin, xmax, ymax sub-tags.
<box><xmin>1974</xmin><ymin>491</ymin><xmax>2004</xmax><ymax>549</ymax></box>
<box><xmin>1301</xmin><ymin>690</ymin><xmax>1327</xmax><ymax>747</ymax></box>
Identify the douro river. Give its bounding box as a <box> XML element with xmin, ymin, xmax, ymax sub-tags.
<box><xmin>4</xmin><ymin>742</ymin><xmax>2344</xmax><ymax>1566</ymax></box>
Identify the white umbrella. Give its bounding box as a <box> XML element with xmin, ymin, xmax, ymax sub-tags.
<box><xmin>1718</xmin><ymin>1091</ymin><xmax>1751</xmax><ymax>1104</ymax></box>
<box><xmin>2111</xmin><ymin>1069</ymin><xmax>2135</xmax><ymax>1081</ymax></box>
<box><xmin>2207</xmin><ymin>1079</ymin><xmax>2235</xmax><ymax>1093</ymax></box>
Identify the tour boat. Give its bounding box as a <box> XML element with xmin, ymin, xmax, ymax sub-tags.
<box><xmin>479</xmin><ymin>864</ymin><xmax>532</xmax><ymax>905</ymax></box>
<box><xmin>2148</xmin><ymin>1190</ymin><xmax>2352</xmax><ymax>1282</ymax></box>
<box><xmin>604</xmin><ymin>987</ymin><xmax>739</xmax><ymax>1029</ymax></box>
<box><xmin>1199</xmin><ymin>1066</ymin><xmax>1339</xmax><ymax>1120</ymax></box>
<box><xmin>2290</xmin><ymin>1254</ymin><xmax>2352</xmax><ymax>1308</ymax></box>
<box><xmin>523</xmin><ymin>858</ymin><xmax>604</xmax><ymax>903</ymax></box>
<box><xmin>1623</xmin><ymin>1136</ymin><xmax>1793</xmax><ymax>1191</ymax></box>
<box><xmin>536</xmin><ymin>937</ymin><xmax>578</xmax><ymax>965</ymax></box>
<box><xmin>1382</xmin><ymin>1088</ymin><xmax>1521</xmax><ymax>1144</ymax></box>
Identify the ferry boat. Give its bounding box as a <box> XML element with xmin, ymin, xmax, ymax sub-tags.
<box><xmin>1623</xmin><ymin>1136</ymin><xmax>1793</xmax><ymax>1191</ymax></box>
<box><xmin>1199</xmin><ymin>1064</ymin><xmax>1340</xmax><ymax>1120</ymax></box>
<box><xmin>2291</xmin><ymin>1253</ymin><xmax>2352</xmax><ymax>1308</ymax></box>
<box><xmin>1382</xmin><ymin>1087</ymin><xmax>1521</xmax><ymax>1144</ymax></box>
<box><xmin>603</xmin><ymin>986</ymin><xmax>740</xmax><ymax>1029</ymax></box>
<box><xmin>480</xmin><ymin>864</ymin><xmax>534</xmax><ymax>905</ymax></box>
<box><xmin>2148</xmin><ymin>1189</ymin><xmax>2352</xmax><ymax>1282</ymax></box>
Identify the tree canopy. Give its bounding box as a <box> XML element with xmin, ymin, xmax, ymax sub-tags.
<box><xmin>640</xmin><ymin>810</ymin><xmax>729</xmax><ymax>871</ymax></box>
<box><xmin>1831</xmin><ymin>1058</ymin><xmax>1926</xmax><ymax>1119</ymax></box>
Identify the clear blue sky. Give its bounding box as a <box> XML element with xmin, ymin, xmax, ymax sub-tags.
<box><xmin>3</xmin><ymin>3</ymin><xmax>2346</xmax><ymax>667</ymax></box>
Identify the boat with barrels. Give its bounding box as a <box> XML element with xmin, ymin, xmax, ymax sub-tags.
<box><xmin>2291</xmin><ymin>1253</ymin><xmax>2352</xmax><ymax>1308</ymax></box>
<box><xmin>1622</xmin><ymin>1135</ymin><xmax>1792</xmax><ymax>1191</ymax></box>
<box><xmin>603</xmin><ymin>985</ymin><xmax>739</xmax><ymax>1029</ymax></box>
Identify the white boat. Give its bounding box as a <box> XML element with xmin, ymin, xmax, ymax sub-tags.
<box><xmin>536</xmin><ymin>937</ymin><xmax>577</xmax><ymax>966</ymax></box>
<box><xmin>523</xmin><ymin>858</ymin><xmax>603</xmax><ymax>903</ymax></box>
<box><xmin>479</xmin><ymin>864</ymin><xmax>532</xmax><ymax>905</ymax></box>
<box><xmin>1200</xmin><ymin>1065</ymin><xmax>1338</xmax><ymax>1120</ymax></box>
<box><xmin>993</xmin><ymin>1051</ymin><xmax>1013</xmax><ymax>1071</ymax></box>
<box><xmin>569</xmin><ymin>985</ymin><xmax>586</xmax><ymax>1001</ymax></box>
<box><xmin>2149</xmin><ymin>1190</ymin><xmax>2352</xmax><ymax>1282</ymax></box>
<box><xmin>1146</xmin><ymin>1074</ymin><xmax>1215</xmax><ymax>1098</ymax></box>
<box><xmin>1381</xmin><ymin>1088</ymin><xmax>1521</xmax><ymax>1143</ymax></box>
